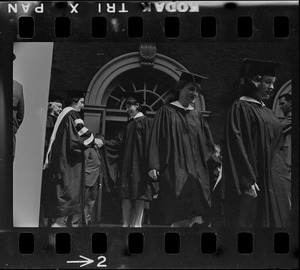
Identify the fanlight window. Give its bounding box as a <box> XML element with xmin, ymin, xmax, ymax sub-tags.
<box><xmin>105</xmin><ymin>67</ymin><xmax>176</xmax><ymax>113</ymax></box>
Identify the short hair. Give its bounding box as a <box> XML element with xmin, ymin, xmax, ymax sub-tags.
<box><xmin>65</xmin><ymin>97</ymin><xmax>83</xmax><ymax>107</ymax></box>
<box><xmin>239</xmin><ymin>76</ymin><xmax>257</xmax><ymax>96</ymax></box>
<box><xmin>48</xmin><ymin>101</ymin><xmax>62</xmax><ymax>114</ymax></box>
<box><xmin>125</xmin><ymin>98</ymin><xmax>142</xmax><ymax>112</ymax></box>
<box><xmin>278</xmin><ymin>93</ymin><xmax>292</xmax><ymax>102</ymax></box>
<box><xmin>239</xmin><ymin>74</ymin><xmax>276</xmax><ymax>96</ymax></box>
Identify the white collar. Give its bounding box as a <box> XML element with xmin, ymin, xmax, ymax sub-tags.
<box><xmin>170</xmin><ymin>101</ymin><xmax>194</xmax><ymax>111</ymax></box>
<box><xmin>239</xmin><ymin>96</ymin><xmax>266</xmax><ymax>107</ymax></box>
<box><xmin>130</xmin><ymin>112</ymin><xmax>144</xmax><ymax>120</ymax></box>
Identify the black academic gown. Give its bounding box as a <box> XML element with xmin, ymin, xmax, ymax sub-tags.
<box><xmin>45</xmin><ymin>115</ymin><xmax>56</xmax><ymax>156</ymax></box>
<box><xmin>222</xmin><ymin>98</ymin><xmax>291</xmax><ymax>227</ymax></box>
<box><xmin>148</xmin><ymin>103</ymin><xmax>216</xmax><ymax>225</ymax></box>
<box><xmin>40</xmin><ymin>114</ymin><xmax>57</xmax><ymax>222</ymax></box>
<box><xmin>47</xmin><ymin>109</ymin><xmax>94</xmax><ymax>218</ymax></box>
<box><xmin>104</xmin><ymin>114</ymin><xmax>154</xmax><ymax>201</ymax></box>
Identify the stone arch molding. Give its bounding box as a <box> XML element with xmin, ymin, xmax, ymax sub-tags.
<box><xmin>86</xmin><ymin>52</ymin><xmax>206</xmax><ymax>111</ymax></box>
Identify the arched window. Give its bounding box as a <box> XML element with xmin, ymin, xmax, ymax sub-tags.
<box><xmin>105</xmin><ymin>67</ymin><xmax>174</xmax><ymax>113</ymax></box>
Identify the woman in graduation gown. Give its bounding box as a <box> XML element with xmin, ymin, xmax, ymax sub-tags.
<box><xmin>148</xmin><ymin>69</ymin><xmax>218</xmax><ymax>227</ymax></box>
<box><xmin>43</xmin><ymin>91</ymin><xmax>102</xmax><ymax>227</ymax></box>
<box><xmin>222</xmin><ymin>58</ymin><xmax>291</xmax><ymax>227</ymax></box>
<box><xmin>102</xmin><ymin>93</ymin><xmax>154</xmax><ymax>227</ymax></box>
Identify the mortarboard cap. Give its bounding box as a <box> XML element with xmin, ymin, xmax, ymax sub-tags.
<box><xmin>48</xmin><ymin>93</ymin><xmax>64</xmax><ymax>103</ymax></box>
<box><xmin>176</xmin><ymin>68</ymin><xmax>208</xmax><ymax>84</ymax></box>
<box><xmin>64</xmin><ymin>90</ymin><xmax>86</xmax><ymax>99</ymax></box>
<box><xmin>240</xmin><ymin>58</ymin><xmax>281</xmax><ymax>77</ymax></box>
<box><xmin>123</xmin><ymin>91</ymin><xmax>144</xmax><ymax>105</ymax></box>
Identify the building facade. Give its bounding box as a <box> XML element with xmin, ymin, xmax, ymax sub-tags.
<box><xmin>50</xmin><ymin>41</ymin><xmax>293</xmax><ymax>143</ymax></box>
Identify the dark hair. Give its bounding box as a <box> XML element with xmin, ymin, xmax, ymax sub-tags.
<box><xmin>125</xmin><ymin>98</ymin><xmax>142</xmax><ymax>112</ymax></box>
<box><xmin>239</xmin><ymin>74</ymin><xmax>279</xmax><ymax>97</ymax></box>
<box><xmin>47</xmin><ymin>102</ymin><xmax>54</xmax><ymax>114</ymax></box>
<box><xmin>239</xmin><ymin>75</ymin><xmax>260</xmax><ymax>96</ymax></box>
<box><xmin>65</xmin><ymin>97</ymin><xmax>82</xmax><ymax>107</ymax></box>
<box><xmin>278</xmin><ymin>93</ymin><xmax>292</xmax><ymax>102</ymax></box>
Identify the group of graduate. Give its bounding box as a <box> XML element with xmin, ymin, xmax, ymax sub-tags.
<box><xmin>39</xmin><ymin>58</ymin><xmax>291</xmax><ymax>228</ymax></box>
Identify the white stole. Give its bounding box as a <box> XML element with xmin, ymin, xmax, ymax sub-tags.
<box><xmin>43</xmin><ymin>107</ymin><xmax>74</xmax><ymax>169</ymax></box>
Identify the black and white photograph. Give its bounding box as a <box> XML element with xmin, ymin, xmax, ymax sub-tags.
<box><xmin>0</xmin><ymin>1</ymin><xmax>298</xmax><ymax>269</ymax></box>
<box><xmin>12</xmin><ymin>41</ymin><xmax>294</xmax><ymax>229</ymax></box>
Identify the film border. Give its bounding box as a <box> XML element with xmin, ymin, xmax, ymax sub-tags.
<box><xmin>0</xmin><ymin>1</ymin><xmax>298</xmax><ymax>269</ymax></box>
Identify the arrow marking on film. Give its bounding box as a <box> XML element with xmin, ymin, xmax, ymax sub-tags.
<box><xmin>67</xmin><ymin>255</ymin><xmax>94</xmax><ymax>267</ymax></box>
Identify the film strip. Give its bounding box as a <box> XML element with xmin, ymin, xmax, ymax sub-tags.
<box><xmin>0</xmin><ymin>1</ymin><xmax>298</xmax><ymax>269</ymax></box>
<box><xmin>12</xmin><ymin>7</ymin><xmax>293</xmax><ymax>39</ymax></box>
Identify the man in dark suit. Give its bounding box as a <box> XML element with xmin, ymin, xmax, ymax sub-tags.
<box><xmin>83</xmin><ymin>134</ymin><xmax>104</xmax><ymax>225</ymax></box>
<box><xmin>278</xmin><ymin>93</ymin><xmax>292</xmax><ymax>172</ymax></box>
<box><xmin>13</xmin><ymin>53</ymin><xmax>24</xmax><ymax>160</ymax></box>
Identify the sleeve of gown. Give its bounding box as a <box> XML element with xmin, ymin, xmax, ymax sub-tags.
<box><xmin>199</xmin><ymin>113</ymin><xmax>217</xmax><ymax>162</ymax></box>
<box><xmin>68</xmin><ymin>114</ymin><xmax>95</xmax><ymax>150</ymax></box>
<box><xmin>223</xmin><ymin>101</ymin><xmax>258</xmax><ymax>195</ymax></box>
<box><xmin>101</xmin><ymin>130</ymin><xmax>124</xmax><ymax>190</ymax></box>
<box><xmin>148</xmin><ymin>106</ymin><xmax>171</xmax><ymax>171</ymax></box>
<box><xmin>104</xmin><ymin>130</ymin><xmax>123</xmax><ymax>148</ymax></box>
<box><xmin>142</xmin><ymin>117</ymin><xmax>153</xmax><ymax>161</ymax></box>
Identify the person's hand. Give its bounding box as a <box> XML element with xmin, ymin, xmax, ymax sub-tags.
<box><xmin>94</xmin><ymin>138</ymin><xmax>104</xmax><ymax>148</ymax></box>
<box><xmin>245</xmin><ymin>183</ymin><xmax>260</xmax><ymax>198</ymax></box>
<box><xmin>281</xmin><ymin>117</ymin><xmax>292</xmax><ymax>130</ymax></box>
<box><xmin>148</xmin><ymin>169</ymin><xmax>159</xmax><ymax>180</ymax></box>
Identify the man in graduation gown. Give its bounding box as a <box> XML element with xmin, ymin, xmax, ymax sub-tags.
<box><xmin>39</xmin><ymin>98</ymin><xmax>63</xmax><ymax>227</ymax></box>
<box><xmin>83</xmin><ymin>133</ymin><xmax>104</xmax><ymax>226</ymax></box>
<box><xmin>148</xmin><ymin>69</ymin><xmax>218</xmax><ymax>227</ymax></box>
<box><xmin>222</xmin><ymin>58</ymin><xmax>291</xmax><ymax>227</ymax></box>
<box><xmin>101</xmin><ymin>92</ymin><xmax>154</xmax><ymax>227</ymax></box>
<box><xmin>44</xmin><ymin>100</ymin><xmax>63</xmax><ymax>157</ymax></box>
<box><xmin>43</xmin><ymin>90</ymin><xmax>103</xmax><ymax>227</ymax></box>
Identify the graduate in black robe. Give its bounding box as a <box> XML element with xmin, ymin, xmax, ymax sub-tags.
<box><xmin>43</xmin><ymin>91</ymin><xmax>102</xmax><ymax>227</ymax></box>
<box><xmin>39</xmin><ymin>100</ymin><xmax>62</xmax><ymax>227</ymax></box>
<box><xmin>102</xmin><ymin>93</ymin><xmax>154</xmax><ymax>227</ymax></box>
<box><xmin>222</xmin><ymin>58</ymin><xmax>291</xmax><ymax>227</ymax></box>
<box><xmin>83</xmin><ymin>135</ymin><xmax>103</xmax><ymax>226</ymax></box>
<box><xmin>148</xmin><ymin>69</ymin><xmax>218</xmax><ymax>227</ymax></box>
